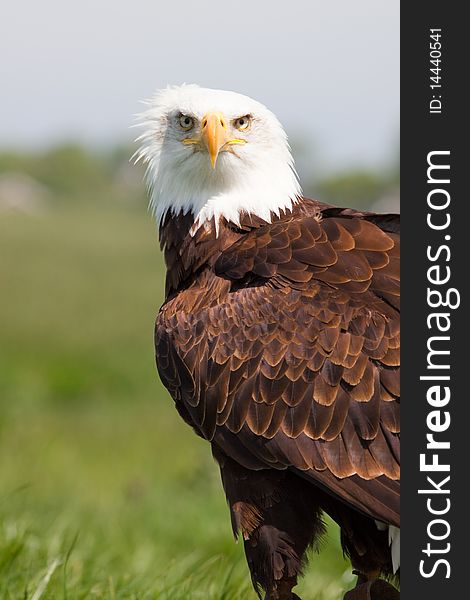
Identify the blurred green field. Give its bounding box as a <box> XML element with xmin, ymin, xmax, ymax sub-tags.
<box><xmin>0</xmin><ymin>200</ymin><xmax>354</xmax><ymax>599</ymax></box>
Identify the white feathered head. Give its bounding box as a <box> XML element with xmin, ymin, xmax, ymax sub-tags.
<box><xmin>135</xmin><ymin>84</ymin><xmax>301</xmax><ymax>231</ymax></box>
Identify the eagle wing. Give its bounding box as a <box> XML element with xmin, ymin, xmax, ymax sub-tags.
<box><xmin>156</xmin><ymin>205</ymin><xmax>400</xmax><ymax>526</ymax></box>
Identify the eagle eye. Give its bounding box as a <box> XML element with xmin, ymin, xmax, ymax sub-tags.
<box><xmin>178</xmin><ymin>114</ymin><xmax>195</xmax><ymax>131</ymax></box>
<box><xmin>233</xmin><ymin>115</ymin><xmax>252</xmax><ymax>131</ymax></box>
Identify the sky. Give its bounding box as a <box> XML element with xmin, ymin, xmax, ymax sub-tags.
<box><xmin>1</xmin><ymin>1</ymin><xmax>399</xmax><ymax>173</ymax></box>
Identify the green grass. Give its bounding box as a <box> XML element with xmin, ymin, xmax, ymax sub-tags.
<box><xmin>0</xmin><ymin>202</ymin><xmax>353</xmax><ymax>599</ymax></box>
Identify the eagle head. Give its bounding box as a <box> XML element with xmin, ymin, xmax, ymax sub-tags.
<box><xmin>135</xmin><ymin>84</ymin><xmax>301</xmax><ymax>232</ymax></box>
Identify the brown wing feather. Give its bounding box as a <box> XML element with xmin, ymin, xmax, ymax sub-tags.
<box><xmin>156</xmin><ymin>201</ymin><xmax>400</xmax><ymax>526</ymax></box>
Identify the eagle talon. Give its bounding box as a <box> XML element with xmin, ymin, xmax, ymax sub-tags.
<box><xmin>351</xmin><ymin>570</ymin><xmax>368</xmax><ymax>586</ymax></box>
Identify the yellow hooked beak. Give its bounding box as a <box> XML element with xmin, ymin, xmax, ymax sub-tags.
<box><xmin>183</xmin><ymin>112</ymin><xmax>246</xmax><ymax>169</ymax></box>
<box><xmin>201</xmin><ymin>112</ymin><xmax>228</xmax><ymax>168</ymax></box>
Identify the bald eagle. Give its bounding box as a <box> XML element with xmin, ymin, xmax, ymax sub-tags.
<box><xmin>136</xmin><ymin>85</ymin><xmax>400</xmax><ymax>600</ymax></box>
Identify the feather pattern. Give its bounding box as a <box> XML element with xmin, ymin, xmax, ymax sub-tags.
<box><xmin>156</xmin><ymin>198</ymin><xmax>400</xmax><ymax>530</ymax></box>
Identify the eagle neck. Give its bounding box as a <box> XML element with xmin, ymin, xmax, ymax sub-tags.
<box><xmin>158</xmin><ymin>211</ymin><xmax>241</xmax><ymax>299</ymax></box>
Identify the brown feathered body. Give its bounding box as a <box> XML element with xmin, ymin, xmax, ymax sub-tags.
<box><xmin>155</xmin><ymin>197</ymin><xmax>400</xmax><ymax>598</ymax></box>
